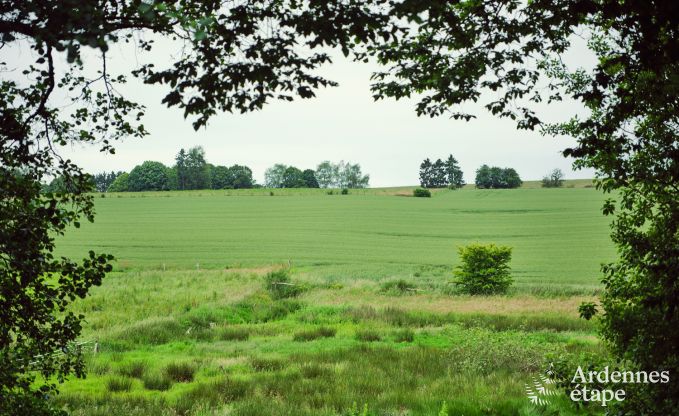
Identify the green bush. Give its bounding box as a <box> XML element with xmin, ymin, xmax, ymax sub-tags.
<box><xmin>264</xmin><ymin>269</ymin><xmax>302</xmax><ymax>299</ymax></box>
<box><xmin>413</xmin><ymin>188</ymin><xmax>431</xmax><ymax>197</ymax></box>
<box><xmin>293</xmin><ymin>326</ymin><xmax>337</xmax><ymax>342</ymax></box>
<box><xmin>454</xmin><ymin>243</ymin><xmax>513</xmax><ymax>295</ymax></box>
<box><xmin>341</xmin><ymin>188</ymin><xmax>349</xmax><ymax>195</ymax></box>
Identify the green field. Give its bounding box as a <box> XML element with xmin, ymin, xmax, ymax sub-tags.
<box><xmin>54</xmin><ymin>184</ymin><xmax>613</xmax><ymax>415</ymax></box>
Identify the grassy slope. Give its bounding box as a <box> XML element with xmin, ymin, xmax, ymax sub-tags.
<box><xmin>54</xmin><ymin>183</ymin><xmax>610</xmax><ymax>416</ymax></box>
<box><xmin>59</xmin><ymin>185</ymin><xmax>613</xmax><ymax>291</ymax></box>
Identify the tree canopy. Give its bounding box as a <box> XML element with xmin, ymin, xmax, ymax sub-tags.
<box><xmin>2</xmin><ymin>0</ymin><xmax>678</xmax><ymax>414</ymax></box>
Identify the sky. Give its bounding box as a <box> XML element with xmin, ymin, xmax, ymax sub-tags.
<box><xmin>5</xmin><ymin>36</ymin><xmax>596</xmax><ymax>187</ymax></box>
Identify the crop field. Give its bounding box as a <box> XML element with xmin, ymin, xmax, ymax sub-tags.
<box><xmin>54</xmin><ymin>182</ymin><xmax>614</xmax><ymax>416</ymax></box>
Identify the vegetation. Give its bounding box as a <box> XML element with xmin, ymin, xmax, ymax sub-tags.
<box><xmin>542</xmin><ymin>169</ymin><xmax>565</xmax><ymax>188</ymax></box>
<box><xmin>40</xmin><ymin>186</ymin><xmax>613</xmax><ymax>415</ymax></box>
<box><xmin>4</xmin><ymin>0</ymin><xmax>676</xmax><ymax>413</ymax></box>
<box><xmin>474</xmin><ymin>165</ymin><xmax>522</xmax><ymax>189</ymax></box>
<box><xmin>454</xmin><ymin>244</ymin><xmax>514</xmax><ymax>295</ymax></box>
<box><xmin>419</xmin><ymin>155</ymin><xmax>465</xmax><ymax>189</ymax></box>
<box><xmin>413</xmin><ymin>188</ymin><xmax>431</xmax><ymax>198</ymax></box>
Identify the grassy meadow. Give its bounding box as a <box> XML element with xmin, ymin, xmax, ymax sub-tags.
<box><xmin>53</xmin><ymin>182</ymin><xmax>614</xmax><ymax>415</ymax></box>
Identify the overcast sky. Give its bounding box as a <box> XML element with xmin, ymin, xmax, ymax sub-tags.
<box><xmin>5</xmin><ymin>37</ymin><xmax>596</xmax><ymax>187</ymax></box>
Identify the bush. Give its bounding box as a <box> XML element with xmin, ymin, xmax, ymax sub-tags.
<box><xmin>264</xmin><ymin>269</ymin><xmax>302</xmax><ymax>299</ymax></box>
<box><xmin>413</xmin><ymin>188</ymin><xmax>431</xmax><ymax>197</ymax></box>
<box><xmin>293</xmin><ymin>326</ymin><xmax>336</xmax><ymax>342</ymax></box>
<box><xmin>454</xmin><ymin>243</ymin><xmax>513</xmax><ymax>295</ymax></box>
<box><xmin>341</xmin><ymin>188</ymin><xmax>349</xmax><ymax>195</ymax></box>
<box><xmin>164</xmin><ymin>362</ymin><xmax>195</xmax><ymax>382</ymax></box>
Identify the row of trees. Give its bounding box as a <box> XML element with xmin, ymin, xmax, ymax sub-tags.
<box><xmin>44</xmin><ymin>149</ymin><xmax>371</xmax><ymax>192</ymax></box>
<box><xmin>265</xmin><ymin>161</ymin><xmax>369</xmax><ymax>189</ymax></box>
<box><xmin>418</xmin><ymin>155</ymin><xmax>465</xmax><ymax>189</ymax></box>
<box><xmin>474</xmin><ymin>165</ymin><xmax>522</xmax><ymax>189</ymax></box>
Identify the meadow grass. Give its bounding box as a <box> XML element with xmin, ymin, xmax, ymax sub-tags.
<box><xmin>53</xmin><ymin>184</ymin><xmax>610</xmax><ymax>415</ymax></box>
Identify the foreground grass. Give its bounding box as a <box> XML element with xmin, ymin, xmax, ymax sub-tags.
<box><xmin>55</xmin><ymin>268</ymin><xmax>605</xmax><ymax>415</ymax></box>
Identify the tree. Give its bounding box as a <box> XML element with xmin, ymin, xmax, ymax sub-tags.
<box><xmin>337</xmin><ymin>161</ymin><xmax>370</xmax><ymax>188</ymax></box>
<box><xmin>281</xmin><ymin>166</ymin><xmax>305</xmax><ymax>188</ymax></box>
<box><xmin>127</xmin><ymin>161</ymin><xmax>173</xmax><ymax>192</ymax></box>
<box><xmin>228</xmin><ymin>165</ymin><xmax>254</xmax><ymax>189</ymax></box>
<box><xmin>369</xmin><ymin>2</ymin><xmax>679</xmax><ymax>412</ymax></box>
<box><xmin>419</xmin><ymin>158</ymin><xmax>433</xmax><ymax>188</ymax></box>
<box><xmin>302</xmin><ymin>169</ymin><xmax>319</xmax><ymax>188</ymax></box>
<box><xmin>92</xmin><ymin>171</ymin><xmax>122</xmax><ymax>192</ymax></box>
<box><xmin>315</xmin><ymin>161</ymin><xmax>337</xmax><ymax>188</ymax></box>
<box><xmin>107</xmin><ymin>172</ymin><xmax>129</xmax><ymax>192</ymax></box>
<box><xmin>210</xmin><ymin>165</ymin><xmax>231</xmax><ymax>189</ymax></box>
<box><xmin>182</xmin><ymin>146</ymin><xmax>210</xmax><ymax>190</ymax></box>
<box><xmin>265</xmin><ymin>164</ymin><xmax>288</xmax><ymax>188</ymax></box>
<box><xmin>430</xmin><ymin>158</ymin><xmax>447</xmax><ymax>188</ymax></box>
<box><xmin>445</xmin><ymin>155</ymin><xmax>465</xmax><ymax>189</ymax></box>
<box><xmin>175</xmin><ymin>149</ymin><xmax>188</xmax><ymax>190</ymax></box>
<box><xmin>541</xmin><ymin>169</ymin><xmax>564</xmax><ymax>188</ymax></box>
<box><xmin>475</xmin><ymin>166</ymin><xmax>521</xmax><ymax>189</ymax></box>
<box><xmin>474</xmin><ymin>165</ymin><xmax>492</xmax><ymax>189</ymax></box>
<box><xmin>0</xmin><ymin>2</ymin><xmax>396</xmax><ymax>413</ymax></box>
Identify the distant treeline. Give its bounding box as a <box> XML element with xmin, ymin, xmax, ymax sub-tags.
<box><xmin>42</xmin><ymin>147</ymin><xmax>370</xmax><ymax>193</ymax></box>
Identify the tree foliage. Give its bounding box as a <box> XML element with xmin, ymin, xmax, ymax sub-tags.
<box><xmin>2</xmin><ymin>2</ymin><xmax>395</xmax><ymax>408</ymax></box>
<box><xmin>474</xmin><ymin>165</ymin><xmax>522</xmax><ymax>189</ymax></box>
<box><xmin>541</xmin><ymin>169</ymin><xmax>564</xmax><ymax>188</ymax></box>
<box><xmin>454</xmin><ymin>244</ymin><xmax>513</xmax><ymax>295</ymax></box>
<box><xmin>419</xmin><ymin>154</ymin><xmax>464</xmax><ymax>188</ymax></box>
<box><xmin>368</xmin><ymin>1</ymin><xmax>679</xmax><ymax>412</ymax></box>
<box><xmin>127</xmin><ymin>161</ymin><xmax>173</xmax><ymax>192</ymax></box>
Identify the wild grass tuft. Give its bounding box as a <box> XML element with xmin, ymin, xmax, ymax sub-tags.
<box><xmin>106</xmin><ymin>376</ymin><xmax>133</xmax><ymax>392</ymax></box>
<box><xmin>142</xmin><ymin>372</ymin><xmax>173</xmax><ymax>391</ymax></box>
<box><xmin>293</xmin><ymin>326</ymin><xmax>336</xmax><ymax>342</ymax></box>
<box><xmin>163</xmin><ymin>362</ymin><xmax>195</xmax><ymax>382</ymax></box>
<box><xmin>117</xmin><ymin>360</ymin><xmax>148</xmax><ymax>378</ymax></box>
<box><xmin>218</xmin><ymin>327</ymin><xmax>250</xmax><ymax>341</ymax></box>
<box><xmin>249</xmin><ymin>356</ymin><xmax>286</xmax><ymax>372</ymax></box>
<box><xmin>355</xmin><ymin>329</ymin><xmax>381</xmax><ymax>342</ymax></box>
<box><xmin>379</xmin><ymin>279</ymin><xmax>417</xmax><ymax>295</ymax></box>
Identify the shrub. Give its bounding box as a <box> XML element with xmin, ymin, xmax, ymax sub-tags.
<box><xmin>379</xmin><ymin>279</ymin><xmax>416</xmax><ymax>295</ymax></box>
<box><xmin>413</xmin><ymin>188</ymin><xmax>431</xmax><ymax>197</ymax></box>
<box><xmin>164</xmin><ymin>362</ymin><xmax>196</xmax><ymax>382</ymax></box>
<box><xmin>454</xmin><ymin>243</ymin><xmax>513</xmax><ymax>295</ymax></box>
<box><xmin>293</xmin><ymin>326</ymin><xmax>337</xmax><ymax>342</ymax></box>
<box><xmin>341</xmin><ymin>188</ymin><xmax>349</xmax><ymax>195</ymax></box>
<box><xmin>264</xmin><ymin>269</ymin><xmax>302</xmax><ymax>299</ymax></box>
<box><xmin>355</xmin><ymin>329</ymin><xmax>381</xmax><ymax>342</ymax></box>
<box><xmin>142</xmin><ymin>373</ymin><xmax>173</xmax><ymax>391</ymax></box>
<box><xmin>106</xmin><ymin>376</ymin><xmax>133</xmax><ymax>392</ymax></box>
